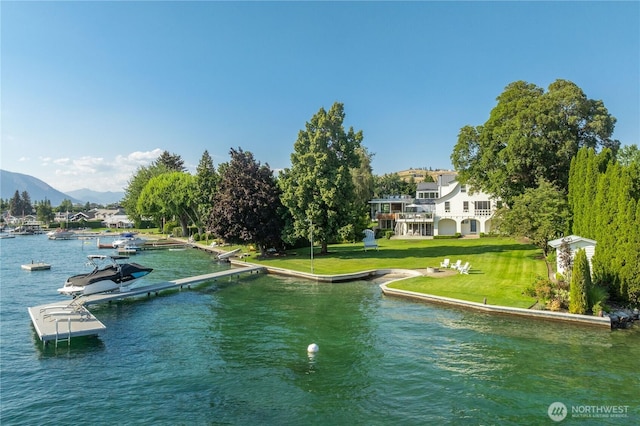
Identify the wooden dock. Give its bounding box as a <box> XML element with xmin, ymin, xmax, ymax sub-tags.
<box><xmin>28</xmin><ymin>265</ymin><xmax>264</xmax><ymax>345</ymax></box>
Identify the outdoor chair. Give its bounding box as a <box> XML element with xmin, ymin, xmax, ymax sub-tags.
<box><xmin>459</xmin><ymin>262</ymin><xmax>471</xmax><ymax>274</ymax></box>
<box><xmin>451</xmin><ymin>260</ymin><xmax>462</xmax><ymax>270</ymax></box>
<box><xmin>440</xmin><ymin>258</ymin><xmax>450</xmax><ymax>268</ymax></box>
<box><xmin>362</xmin><ymin>229</ymin><xmax>379</xmax><ymax>251</ymax></box>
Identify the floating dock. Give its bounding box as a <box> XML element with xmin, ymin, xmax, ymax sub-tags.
<box><xmin>21</xmin><ymin>262</ymin><xmax>51</xmax><ymax>271</ymax></box>
<box><xmin>28</xmin><ymin>265</ymin><xmax>264</xmax><ymax>345</ymax></box>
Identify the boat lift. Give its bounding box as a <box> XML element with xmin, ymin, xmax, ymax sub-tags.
<box><xmin>28</xmin><ymin>265</ymin><xmax>264</xmax><ymax>347</ymax></box>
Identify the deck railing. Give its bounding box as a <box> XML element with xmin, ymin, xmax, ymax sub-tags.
<box><xmin>396</xmin><ymin>212</ymin><xmax>434</xmax><ymax>221</ymax></box>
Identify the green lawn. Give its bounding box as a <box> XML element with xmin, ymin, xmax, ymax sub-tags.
<box><xmin>246</xmin><ymin>237</ymin><xmax>547</xmax><ymax>309</ymax></box>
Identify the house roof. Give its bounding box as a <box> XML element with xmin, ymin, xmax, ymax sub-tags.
<box><xmin>548</xmin><ymin>235</ymin><xmax>597</xmax><ymax>248</ymax></box>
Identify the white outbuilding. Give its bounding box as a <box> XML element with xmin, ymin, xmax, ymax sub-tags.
<box><xmin>548</xmin><ymin>235</ymin><xmax>597</xmax><ymax>276</ymax></box>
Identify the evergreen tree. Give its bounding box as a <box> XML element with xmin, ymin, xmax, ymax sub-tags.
<box><xmin>154</xmin><ymin>151</ymin><xmax>186</xmax><ymax>172</ymax></box>
<box><xmin>9</xmin><ymin>190</ymin><xmax>23</xmax><ymax>216</ymax></box>
<box><xmin>280</xmin><ymin>102</ymin><xmax>363</xmax><ymax>254</ymax></box>
<box><xmin>569</xmin><ymin>249</ymin><xmax>591</xmax><ymax>314</ymax></box>
<box><xmin>20</xmin><ymin>191</ymin><xmax>33</xmax><ymax>215</ymax></box>
<box><xmin>195</xmin><ymin>150</ymin><xmax>219</xmax><ymax>236</ymax></box>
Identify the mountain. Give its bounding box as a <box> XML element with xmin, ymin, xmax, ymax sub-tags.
<box><xmin>0</xmin><ymin>169</ymin><xmax>82</xmax><ymax>205</ymax></box>
<box><xmin>65</xmin><ymin>188</ymin><xmax>124</xmax><ymax>205</ymax></box>
<box><xmin>0</xmin><ymin>170</ymin><xmax>123</xmax><ymax>206</ymax></box>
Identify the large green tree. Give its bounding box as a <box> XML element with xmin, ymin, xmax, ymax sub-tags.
<box><xmin>451</xmin><ymin>79</ymin><xmax>619</xmax><ymax>205</ymax></box>
<box><xmin>35</xmin><ymin>199</ymin><xmax>55</xmax><ymax>224</ymax></box>
<box><xmin>137</xmin><ymin>172</ymin><xmax>197</xmax><ymax>237</ymax></box>
<box><xmin>208</xmin><ymin>148</ymin><xmax>284</xmax><ymax>254</ymax></box>
<box><xmin>280</xmin><ymin>102</ymin><xmax>363</xmax><ymax>254</ymax></box>
<box><xmin>373</xmin><ymin>173</ymin><xmax>416</xmax><ymax>198</ymax></box>
<box><xmin>121</xmin><ymin>162</ymin><xmax>170</xmax><ymax>226</ymax></box>
<box><xmin>494</xmin><ymin>179</ymin><xmax>569</xmax><ymax>256</ymax></box>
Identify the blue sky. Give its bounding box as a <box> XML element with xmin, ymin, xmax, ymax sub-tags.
<box><xmin>1</xmin><ymin>1</ymin><xmax>638</xmax><ymax>193</ymax></box>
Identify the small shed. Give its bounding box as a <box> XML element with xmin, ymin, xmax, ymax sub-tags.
<box><xmin>548</xmin><ymin>235</ymin><xmax>597</xmax><ymax>276</ymax></box>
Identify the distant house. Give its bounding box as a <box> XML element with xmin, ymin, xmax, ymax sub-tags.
<box><xmin>548</xmin><ymin>235</ymin><xmax>597</xmax><ymax>276</ymax></box>
<box><xmin>369</xmin><ymin>174</ymin><xmax>499</xmax><ymax>237</ymax></box>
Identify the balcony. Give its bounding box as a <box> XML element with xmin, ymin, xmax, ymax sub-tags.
<box><xmin>396</xmin><ymin>212</ymin><xmax>433</xmax><ymax>222</ymax></box>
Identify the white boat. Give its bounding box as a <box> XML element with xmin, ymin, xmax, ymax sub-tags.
<box><xmin>217</xmin><ymin>248</ymin><xmax>241</xmax><ymax>261</ymax></box>
<box><xmin>117</xmin><ymin>245</ymin><xmax>140</xmax><ymax>255</ymax></box>
<box><xmin>0</xmin><ymin>233</ymin><xmax>15</xmax><ymax>239</ymax></box>
<box><xmin>57</xmin><ymin>255</ymin><xmax>153</xmax><ymax>297</ymax></box>
<box><xmin>112</xmin><ymin>233</ymin><xmax>146</xmax><ymax>248</ymax></box>
<box><xmin>47</xmin><ymin>229</ymin><xmax>76</xmax><ymax>240</ymax></box>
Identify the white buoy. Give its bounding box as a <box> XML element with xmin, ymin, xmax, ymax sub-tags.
<box><xmin>307</xmin><ymin>343</ymin><xmax>319</xmax><ymax>353</ymax></box>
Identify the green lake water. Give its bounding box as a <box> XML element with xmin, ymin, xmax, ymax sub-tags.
<box><xmin>1</xmin><ymin>235</ymin><xmax>638</xmax><ymax>425</ymax></box>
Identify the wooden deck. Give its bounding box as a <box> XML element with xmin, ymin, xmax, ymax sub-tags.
<box><xmin>28</xmin><ymin>265</ymin><xmax>265</xmax><ymax>345</ymax></box>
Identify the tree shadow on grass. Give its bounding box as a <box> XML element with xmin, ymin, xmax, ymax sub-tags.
<box><xmin>263</xmin><ymin>240</ymin><xmax>539</xmax><ymax>264</ymax></box>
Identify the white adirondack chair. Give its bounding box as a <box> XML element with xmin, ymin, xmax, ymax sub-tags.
<box><xmin>362</xmin><ymin>229</ymin><xmax>378</xmax><ymax>251</ymax></box>
<box><xmin>459</xmin><ymin>262</ymin><xmax>471</xmax><ymax>274</ymax></box>
<box><xmin>450</xmin><ymin>259</ymin><xmax>462</xmax><ymax>270</ymax></box>
<box><xmin>440</xmin><ymin>258</ymin><xmax>450</xmax><ymax>268</ymax></box>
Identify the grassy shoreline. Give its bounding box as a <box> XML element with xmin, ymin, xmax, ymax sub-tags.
<box><xmin>241</xmin><ymin>237</ymin><xmax>546</xmax><ymax>309</ymax></box>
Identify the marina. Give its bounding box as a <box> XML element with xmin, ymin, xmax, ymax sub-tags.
<box><xmin>28</xmin><ymin>265</ymin><xmax>265</xmax><ymax>345</ymax></box>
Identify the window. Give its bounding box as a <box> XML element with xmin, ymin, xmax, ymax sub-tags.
<box><xmin>474</xmin><ymin>201</ymin><xmax>491</xmax><ymax>215</ymax></box>
<box><xmin>445</xmin><ymin>201</ymin><xmax>450</xmax><ymax>212</ymax></box>
<box><xmin>382</xmin><ymin>204</ymin><xmax>390</xmax><ymax>213</ymax></box>
<box><xmin>463</xmin><ymin>201</ymin><xmax>469</xmax><ymax>212</ymax></box>
<box><xmin>461</xmin><ymin>185</ymin><xmax>466</xmax><ymax>193</ymax></box>
<box><xmin>417</xmin><ymin>191</ymin><xmax>438</xmax><ymax>199</ymax></box>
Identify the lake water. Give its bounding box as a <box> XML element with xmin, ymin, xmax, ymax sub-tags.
<box><xmin>1</xmin><ymin>235</ymin><xmax>638</xmax><ymax>425</ymax></box>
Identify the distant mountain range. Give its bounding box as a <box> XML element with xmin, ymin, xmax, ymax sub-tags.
<box><xmin>1</xmin><ymin>170</ymin><xmax>124</xmax><ymax>206</ymax></box>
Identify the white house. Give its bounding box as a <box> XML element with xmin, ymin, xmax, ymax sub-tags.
<box><xmin>369</xmin><ymin>174</ymin><xmax>499</xmax><ymax>237</ymax></box>
<box><xmin>548</xmin><ymin>235</ymin><xmax>597</xmax><ymax>276</ymax></box>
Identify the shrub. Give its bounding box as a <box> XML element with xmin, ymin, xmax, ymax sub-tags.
<box><xmin>385</xmin><ymin>231</ymin><xmax>394</xmax><ymax>239</ymax></box>
<box><xmin>569</xmin><ymin>249</ymin><xmax>591</xmax><ymax>314</ymax></box>
<box><xmin>588</xmin><ymin>285</ymin><xmax>609</xmax><ymax>312</ymax></box>
<box><xmin>532</xmin><ymin>276</ymin><xmax>555</xmax><ymax>301</ymax></box>
<box><xmin>163</xmin><ymin>220</ymin><xmax>178</xmax><ymax>234</ymax></box>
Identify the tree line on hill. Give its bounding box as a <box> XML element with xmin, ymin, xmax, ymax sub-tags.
<box><xmin>0</xmin><ymin>191</ymin><xmax>112</xmax><ymax>226</ymax></box>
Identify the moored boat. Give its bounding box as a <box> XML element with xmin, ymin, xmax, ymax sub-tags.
<box><xmin>57</xmin><ymin>255</ymin><xmax>153</xmax><ymax>297</ymax></box>
<box><xmin>47</xmin><ymin>229</ymin><xmax>77</xmax><ymax>240</ymax></box>
<box><xmin>112</xmin><ymin>232</ymin><xmax>146</xmax><ymax>248</ymax></box>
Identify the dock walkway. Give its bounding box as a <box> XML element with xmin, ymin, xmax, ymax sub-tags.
<box><xmin>28</xmin><ymin>265</ymin><xmax>264</xmax><ymax>345</ymax></box>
